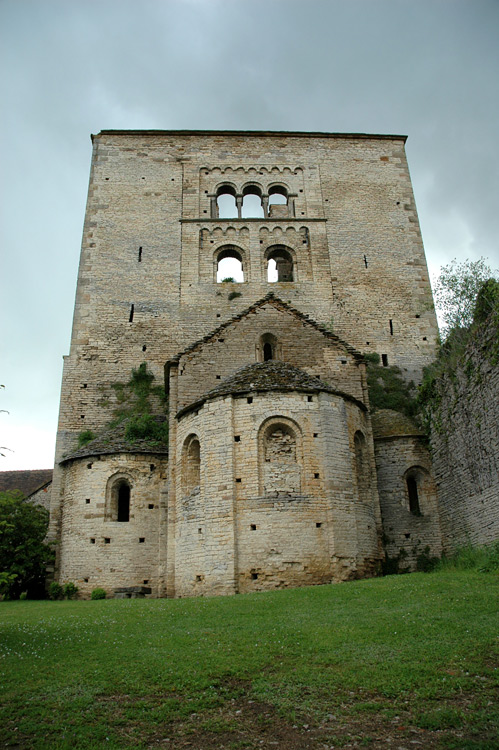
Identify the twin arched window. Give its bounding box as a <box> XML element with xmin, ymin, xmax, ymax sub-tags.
<box><xmin>215</xmin><ymin>243</ymin><xmax>294</xmax><ymax>283</ymax></box>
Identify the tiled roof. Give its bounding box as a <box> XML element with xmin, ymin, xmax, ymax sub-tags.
<box><xmin>177</xmin><ymin>361</ymin><xmax>367</xmax><ymax>419</ymax></box>
<box><xmin>60</xmin><ymin>417</ymin><xmax>169</xmax><ymax>464</ymax></box>
<box><xmin>0</xmin><ymin>469</ymin><xmax>53</xmax><ymax>497</ymax></box>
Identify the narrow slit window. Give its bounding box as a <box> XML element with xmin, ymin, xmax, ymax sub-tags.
<box><xmin>138</xmin><ymin>246</ymin><xmax>142</xmax><ymax>262</ymax></box>
<box><xmin>389</xmin><ymin>319</ymin><xmax>393</xmax><ymax>335</ymax></box>
<box><xmin>129</xmin><ymin>304</ymin><xmax>134</xmax><ymax>323</ymax></box>
<box><xmin>407</xmin><ymin>476</ymin><xmax>421</xmax><ymax>515</ymax></box>
<box><xmin>382</xmin><ymin>354</ymin><xmax>388</xmax><ymax>367</ymax></box>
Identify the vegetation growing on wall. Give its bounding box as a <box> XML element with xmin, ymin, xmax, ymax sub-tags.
<box><xmin>111</xmin><ymin>363</ymin><xmax>169</xmax><ymax>444</ymax></box>
<box><xmin>418</xmin><ymin>277</ymin><xmax>499</xmax><ymax>437</ymax></box>
<box><xmin>363</xmin><ymin>352</ymin><xmax>417</xmax><ymax>417</ymax></box>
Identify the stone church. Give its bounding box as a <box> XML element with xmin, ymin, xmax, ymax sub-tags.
<box><xmin>48</xmin><ymin>130</ymin><xmax>444</xmax><ymax>598</ymax></box>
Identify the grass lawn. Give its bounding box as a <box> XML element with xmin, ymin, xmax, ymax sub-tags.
<box><xmin>0</xmin><ymin>569</ymin><xmax>497</xmax><ymax>749</ymax></box>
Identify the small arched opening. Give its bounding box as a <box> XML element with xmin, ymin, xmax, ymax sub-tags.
<box><xmin>215</xmin><ymin>184</ymin><xmax>238</xmax><ymax>218</ymax></box>
<box><xmin>406</xmin><ymin>475</ymin><xmax>421</xmax><ymax>515</ymax></box>
<box><xmin>216</xmin><ymin>245</ymin><xmax>245</xmax><ymax>282</ymax></box>
<box><xmin>258</xmin><ymin>332</ymin><xmax>279</xmax><ymax>362</ymax></box>
<box><xmin>241</xmin><ymin>185</ymin><xmax>264</xmax><ymax>218</ymax></box>
<box><xmin>106</xmin><ymin>476</ymin><xmax>132</xmax><ymax>522</ymax></box>
<box><xmin>182</xmin><ymin>434</ymin><xmax>201</xmax><ymax>497</ymax></box>
<box><xmin>268</xmin><ymin>185</ymin><xmax>289</xmax><ymax>217</ymax></box>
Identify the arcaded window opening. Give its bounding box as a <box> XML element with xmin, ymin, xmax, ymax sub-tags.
<box><xmin>268</xmin><ymin>185</ymin><xmax>288</xmax><ymax>205</ymax></box>
<box><xmin>266</xmin><ymin>245</ymin><xmax>294</xmax><ymax>282</ymax></box>
<box><xmin>215</xmin><ymin>184</ymin><xmax>237</xmax><ymax>218</ymax></box>
<box><xmin>241</xmin><ymin>185</ymin><xmax>264</xmax><ymax>218</ymax></box>
<box><xmin>259</xmin><ymin>417</ymin><xmax>302</xmax><ymax>495</ymax></box>
<box><xmin>106</xmin><ymin>475</ymin><xmax>132</xmax><ymax>522</ymax></box>
<box><xmin>215</xmin><ymin>245</ymin><xmax>245</xmax><ymax>283</ymax></box>
<box><xmin>258</xmin><ymin>332</ymin><xmax>280</xmax><ymax>362</ymax></box>
<box><xmin>354</xmin><ymin>431</ymin><xmax>370</xmax><ymax>503</ymax></box>
<box><xmin>182</xmin><ymin>434</ymin><xmax>201</xmax><ymax>497</ymax></box>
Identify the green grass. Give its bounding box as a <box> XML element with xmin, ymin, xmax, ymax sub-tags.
<box><xmin>1</xmin><ymin>569</ymin><xmax>497</xmax><ymax>749</ymax></box>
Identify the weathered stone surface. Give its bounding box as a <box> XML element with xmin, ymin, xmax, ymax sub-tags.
<box><xmin>430</xmin><ymin>316</ymin><xmax>499</xmax><ymax>551</ymax></box>
<box><xmin>49</xmin><ymin>130</ymin><xmax>469</xmax><ymax>598</ymax></box>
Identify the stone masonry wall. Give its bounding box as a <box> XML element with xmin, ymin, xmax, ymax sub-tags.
<box><xmin>431</xmin><ymin>317</ymin><xmax>499</xmax><ymax>551</ymax></box>
<box><xmin>58</xmin><ymin>453</ymin><xmax>168</xmax><ymax>597</ymax></box>
<box><xmin>374</xmin><ymin>435</ymin><xmax>442</xmax><ymax>569</ymax></box>
<box><xmin>51</xmin><ymin>131</ymin><xmax>439</xmax><ymax>592</ymax></box>
<box><xmin>171</xmin><ymin>388</ymin><xmax>381</xmax><ymax>598</ymax></box>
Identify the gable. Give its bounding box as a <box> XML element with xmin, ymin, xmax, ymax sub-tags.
<box><xmin>170</xmin><ymin>296</ymin><xmax>366</xmax><ymax>412</ymax></box>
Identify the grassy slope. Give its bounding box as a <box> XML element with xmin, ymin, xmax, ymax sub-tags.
<box><xmin>1</xmin><ymin>570</ymin><xmax>497</xmax><ymax>749</ymax></box>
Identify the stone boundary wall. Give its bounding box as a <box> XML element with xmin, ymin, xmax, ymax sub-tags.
<box><xmin>432</xmin><ymin>316</ymin><xmax>499</xmax><ymax>551</ymax></box>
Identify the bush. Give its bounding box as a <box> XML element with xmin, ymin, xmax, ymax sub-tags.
<box><xmin>416</xmin><ymin>546</ymin><xmax>440</xmax><ymax>572</ymax></box>
<box><xmin>48</xmin><ymin>581</ymin><xmax>64</xmax><ymax>600</ymax></box>
<box><xmin>63</xmin><ymin>582</ymin><xmax>79</xmax><ymax>599</ymax></box>
<box><xmin>77</xmin><ymin>430</ymin><xmax>96</xmax><ymax>448</ymax></box>
<box><xmin>0</xmin><ymin>491</ymin><xmax>54</xmax><ymax>599</ymax></box>
<box><xmin>91</xmin><ymin>588</ymin><xmax>106</xmax><ymax>600</ymax></box>
<box><xmin>19</xmin><ymin>591</ymin><xmax>27</xmax><ymax>600</ymax></box>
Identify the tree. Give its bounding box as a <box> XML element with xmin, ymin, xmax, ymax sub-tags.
<box><xmin>0</xmin><ymin>490</ymin><xmax>54</xmax><ymax>599</ymax></box>
<box><xmin>433</xmin><ymin>257</ymin><xmax>498</xmax><ymax>339</ymax></box>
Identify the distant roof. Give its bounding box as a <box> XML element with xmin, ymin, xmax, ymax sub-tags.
<box><xmin>93</xmin><ymin>130</ymin><xmax>407</xmax><ymax>142</ymax></box>
<box><xmin>371</xmin><ymin>409</ymin><xmax>422</xmax><ymax>440</ymax></box>
<box><xmin>60</xmin><ymin>418</ymin><xmax>168</xmax><ymax>465</ymax></box>
<box><xmin>0</xmin><ymin>469</ymin><xmax>53</xmax><ymax>497</ymax></box>
<box><xmin>167</xmin><ymin>293</ymin><xmax>362</xmax><ymax>371</ymax></box>
<box><xmin>177</xmin><ymin>361</ymin><xmax>367</xmax><ymax>419</ymax></box>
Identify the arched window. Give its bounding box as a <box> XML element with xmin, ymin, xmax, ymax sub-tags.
<box><xmin>241</xmin><ymin>185</ymin><xmax>264</xmax><ymax>218</ymax></box>
<box><xmin>215</xmin><ymin>185</ymin><xmax>237</xmax><ymax>218</ymax></box>
<box><xmin>259</xmin><ymin>418</ymin><xmax>301</xmax><ymax>495</ymax></box>
<box><xmin>182</xmin><ymin>434</ymin><xmax>201</xmax><ymax>497</ymax></box>
<box><xmin>406</xmin><ymin>475</ymin><xmax>421</xmax><ymax>515</ymax></box>
<box><xmin>258</xmin><ymin>333</ymin><xmax>279</xmax><ymax>362</ymax></box>
<box><xmin>354</xmin><ymin>431</ymin><xmax>370</xmax><ymax>503</ymax></box>
<box><xmin>266</xmin><ymin>245</ymin><xmax>294</xmax><ymax>282</ymax></box>
<box><xmin>268</xmin><ymin>185</ymin><xmax>291</xmax><ymax>217</ymax></box>
<box><xmin>263</xmin><ymin>343</ymin><xmax>273</xmax><ymax>361</ymax></box>
<box><xmin>216</xmin><ymin>245</ymin><xmax>245</xmax><ymax>282</ymax></box>
<box><xmin>106</xmin><ymin>475</ymin><xmax>132</xmax><ymax>522</ymax></box>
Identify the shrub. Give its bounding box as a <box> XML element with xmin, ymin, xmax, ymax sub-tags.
<box><xmin>363</xmin><ymin>353</ymin><xmax>417</xmax><ymax>417</ymax></box>
<box><xmin>63</xmin><ymin>582</ymin><xmax>79</xmax><ymax>599</ymax></box>
<box><xmin>221</xmin><ymin>277</ymin><xmax>235</xmax><ymax>283</ymax></box>
<box><xmin>91</xmin><ymin>588</ymin><xmax>106</xmax><ymax>600</ymax></box>
<box><xmin>77</xmin><ymin>430</ymin><xmax>96</xmax><ymax>448</ymax></box>
<box><xmin>0</xmin><ymin>491</ymin><xmax>54</xmax><ymax>599</ymax></box>
<box><xmin>228</xmin><ymin>291</ymin><xmax>242</xmax><ymax>301</ymax></box>
<box><xmin>48</xmin><ymin>581</ymin><xmax>64</xmax><ymax>600</ymax></box>
<box><xmin>416</xmin><ymin>546</ymin><xmax>440</xmax><ymax>572</ymax></box>
<box><xmin>19</xmin><ymin>591</ymin><xmax>27</xmax><ymax>601</ymax></box>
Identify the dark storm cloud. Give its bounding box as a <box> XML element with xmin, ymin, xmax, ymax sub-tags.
<box><xmin>0</xmin><ymin>0</ymin><xmax>497</xmax><ymax>468</ymax></box>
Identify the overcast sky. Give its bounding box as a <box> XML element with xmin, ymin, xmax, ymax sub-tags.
<box><xmin>1</xmin><ymin>0</ymin><xmax>498</xmax><ymax>471</ymax></box>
